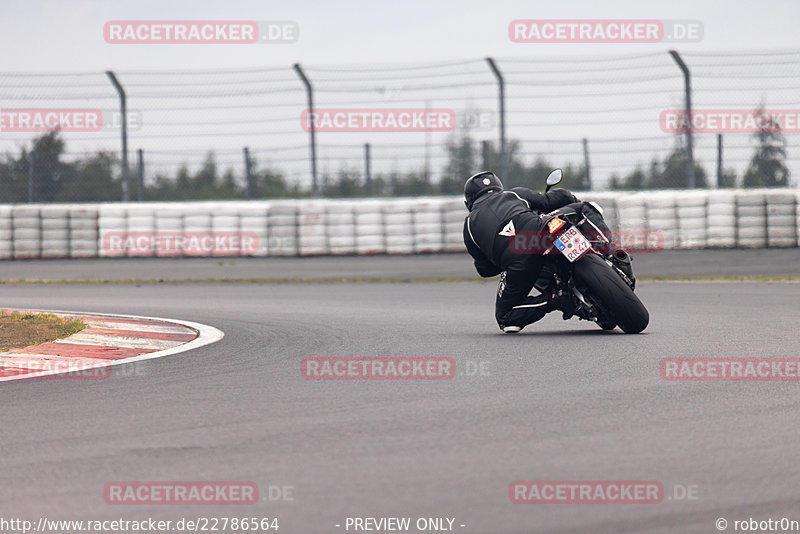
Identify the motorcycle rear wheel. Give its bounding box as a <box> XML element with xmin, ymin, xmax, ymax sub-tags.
<box><xmin>574</xmin><ymin>254</ymin><xmax>649</xmax><ymax>334</ymax></box>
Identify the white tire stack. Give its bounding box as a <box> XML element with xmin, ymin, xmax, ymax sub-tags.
<box><xmin>69</xmin><ymin>205</ymin><xmax>99</xmax><ymax>258</ymax></box>
<box><xmin>98</xmin><ymin>204</ymin><xmax>128</xmax><ymax>257</ymax></box>
<box><xmin>441</xmin><ymin>198</ymin><xmax>467</xmax><ymax>253</ymax></box>
<box><xmin>266</xmin><ymin>202</ymin><xmax>298</xmax><ymax>256</ymax></box>
<box><xmin>0</xmin><ymin>206</ymin><xmax>13</xmax><ymax>259</ymax></box>
<box><xmin>154</xmin><ymin>204</ymin><xmax>185</xmax><ymax>257</ymax></box>
<box><xmin>384</xmin><ymin>200</ymin><xmax>415</xmax><ymax>254</ymax></box>
<box><xmin>211</xmin><ymin>203</ymin><xmax>241</xmax><ymax>257</ymax></box>
<box><xmin>675</xmin><ymin>191</ymin><xmax>708</xmax><ymax>249</ymax></box>
<box><xmin>797</xmin><ymin>190</ymin><xmax>800</xmax><ymax>247</ymax></box>
<box><xmin>615</xmin><ymin>193</ymin><xmax>648</xmax><ymax>252</ymax></box>
<box><xmin>736</xmin><ymin>191</ymin><xmax>768</xmax><ymax>248</ymax></box>
<box><xmin>354</xmin><ymin>200</ymin><xmax>386</xmax><ymax>255</ymax></box>
<box><xmin>239</xmin><ymin>203</ymin><xmax>269</xmax><ymax>257</ymax></box>
<box><xmin>706</xmin><ymin>191</ymin><xmax>737</xmax><ymax>248</ymax></box>
<box><xmin>644</xmin><ymin>192</ymin><xmax>678</xmax><ymax>250</ymax></box>
<box><xmin>39</xmin><ymin>205</ymin><xmax>70</xmax><ymax>258</ymax></box>
<box><xmin>125</xmin><ymin>204</ymin><xmax>156</xmax><ymax>257</ymax></box>
<box><xmin>326</xmin><ymin>201</ymin><xmax>357</xmax><ymax>255</ymax></box>
<box><xmin>765</xmin><ymin>190</ymin><xmax>797</xmax><ymax>248</ymax></box>
<box><xmin>182</xmin><ymin>203</ymin><xmax>213</xmax><ymax>257</ymax></box>
<box><xmin>297</xmin><ymin>201</ymin><xmax>327</xmax><ymax>256</ymax></box>
<box><xmin>413</xmin><ymin>198</ymin><xmax>444</xmax><ymax>253</ymax></box>
<box><xmin>12</xmin><ymin>205</ymin><xmax>41</xmax><ymax>259</ymax></box>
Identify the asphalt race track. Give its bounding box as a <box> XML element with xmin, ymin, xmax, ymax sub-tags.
<box><xmin>1</xmin><ymin>252</ymin><xmax>799</xmax><ymax>533</ymax></box>
<box><xmin>0</xmin><ymin>248</ymin><xmax>798</xmax><ymax>282</ymax></box>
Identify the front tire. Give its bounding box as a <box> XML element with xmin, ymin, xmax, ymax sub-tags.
<box><xmin>574</xmin><ymin>254</ymin><xmax>649</xmax><ymax>334</ymax></box>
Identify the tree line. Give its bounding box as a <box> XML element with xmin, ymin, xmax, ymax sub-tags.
<box><xmin>0</xmin><ymin>125</ymin><xmax>791</xmax><ymax>203</ymax></box>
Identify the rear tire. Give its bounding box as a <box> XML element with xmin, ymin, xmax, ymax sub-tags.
<box><xmin>574</xmin><ymin>254</ymin><xmax>649</xmax><ymax>334</ymax></box>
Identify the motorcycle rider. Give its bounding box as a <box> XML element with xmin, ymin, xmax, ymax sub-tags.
<box><xmin>462</xmin><ymin>170</ymin><xmax>583</xmax><ymax>333</ymax></box>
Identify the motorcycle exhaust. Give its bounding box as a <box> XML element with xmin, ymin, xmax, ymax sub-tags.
<box><xmin>613</xmin><ymin>249</ymin><xmax>631</xmax><ymax>265</ymax></box>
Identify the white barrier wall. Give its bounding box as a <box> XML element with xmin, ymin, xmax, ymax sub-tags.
<box><xmin>0</xmin><ymin>189</ymin><xmax>798</xmax><ymax>259</ymax></box>
<box><xmin>0</xmin><ymin>206</ymin><xmax>12</xmax><ymax>260</ymax></box>
<box><xmin>766</xmin><ymin>191</ymin><xmax>797</xmax><ymax>248</ymax></box>
<box><xmin>707</xmin><ymin>191</ymin><xmax>737</xmax><ymax>248</ymax></box>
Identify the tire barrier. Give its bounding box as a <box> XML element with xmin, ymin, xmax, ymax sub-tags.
<box><xmin>413</xmin><ymin>198</ymin><xmax>444</xmax><ymax>254</ymax></box>
<box><xmin>297</xmin><ymin>201</ymin><xmax>326</xmax><ymax>256</ymax></box>
<box><xmin>441</xmin><ymin>198</ymin><xmax>467</xmax><ymax>253</ymax></box>
<box><xmin>239</xmin><ymin>203</ymin><xmax>269</xmax><ymax>257</ymax></box>
<box><xmin>267</xmin><ymin>202</ymin><xmax>298</xmax><ymax>256</ymax></box>
<box><xmin>707</xmin><ymin>191</ymin><xmax>737</xmax><ymax>248</ymax></box>
<box><xmin>154</xmin><ymin>204</ymin><xmax>185</xmax><ymax>257</ymax></box>
<box><xmin>384</xmin><ymin>199</ymin><xmax>415</xmax><ymax>254</ymax></box>
<box><xmin>40</xmin><ymin>205</ymin><xmax>70</xmax><ymax>259</ymax></box>
<box><xmin>12</xmin><ymin>205</ymin><xmax>42</xmax><ymax>260</ymax></box>
<box><xmin>0</xmin><ymin>206</ymin><xmax>13</xmax><ymax>260</ymax></box>
<box><xmin>326</xmin><ymin>201</ymin><xmax>356</xmax><ymax>255</ymax></box>
<box><xmin>675</xmin><ymin>191</ymin><xmax>708</xmax><ymax>249</ymax></box>
<box><xmin>0</xmin><ymin>189</ymin><xmax>797</xmax><ymax>259</ymax></box>
<box><xmin>644</xmin><ymin>193</ymin><xmax>678</xmax><ymax>250</ymax></box>
<box><xmin>736</xmin><ymin>192</ymin><xmax>768</xmax><ymax>248</ymax></box>
<box><xmin>766</xmin><ymin>191</ymin><xmax>798</xmax><ymax>248</ymax></box>
<box><xmin>68</xmin><ymin>205</ymin><xmax>99</xmax><ymax>258</ymax></box>
<box><xmin>354</xmin><ymin>200</ymin><xmax>386</xmax><ymax>255</ymax></box>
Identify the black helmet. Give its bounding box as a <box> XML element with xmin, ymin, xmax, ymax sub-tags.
<box><xmin>464</xmin><ymin>171</ymin><xmax>502</xmax><ymax>211</ymax></box>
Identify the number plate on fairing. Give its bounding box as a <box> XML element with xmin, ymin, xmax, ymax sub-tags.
<box><xmin>555</xmin><ymin>227</ymin><xmax>592</xmax><ymax>262</ymax></box>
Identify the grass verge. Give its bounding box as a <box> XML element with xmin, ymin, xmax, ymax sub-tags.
<box><xmin>0</xmin><ymin>311</ymin><xmax>85</xmax><ymax>352</ymax></box>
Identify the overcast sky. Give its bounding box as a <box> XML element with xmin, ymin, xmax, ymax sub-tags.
<box><xmin>3</xmin><ymin>0</ymin><xmax>798</xmax><ymax>71</ymax></box>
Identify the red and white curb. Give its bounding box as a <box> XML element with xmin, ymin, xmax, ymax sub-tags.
<box><xmin>0</xmin><ymin>309</ymin><xmax>224</xmax><ymax>382</ymax></box>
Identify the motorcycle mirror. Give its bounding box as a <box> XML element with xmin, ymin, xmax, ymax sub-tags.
<box><xmin>545</xmin><ymin>169</ymin><xmax>563</xmax><ymax>191</ymax></box>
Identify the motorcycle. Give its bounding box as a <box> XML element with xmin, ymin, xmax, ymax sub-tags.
<box><xmin>535</xmin><ymin>169</ymin><xmax>649</xmax><ymax>334</ymax></box>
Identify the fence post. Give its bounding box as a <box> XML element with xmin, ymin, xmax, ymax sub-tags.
<box><xmin>481</xmin><ymin>140</ymin><xmax>490</xmax><ymax>170</ymax></box>
<box><xmin>136</xmin><ymin>149</ymin><xmax>144</xmax><ymax>201</ymax></box>
<box><xmin>106</xmin><ymin>70</ymin><xmax>130</xmax><ymax>201</ymax></box>
<box><xmin>582</xmin><ymin>138</ymin><xmax>592</xmax><ymax>190</ymax></box>
<box><xmin>364</xmin><ymin>143</ymin><xmax>372</xmax><ymax>196</ymax></box>
<box><xmin>243</xmin><ymin>147</ymin><xmax>253</xmax><ymax>199</ymax></box>
<box><xmin>293</xmin><ymin>63</ymin><xmax>319</xmax><ymax>197</ymax></box>
<box><xmin>28</xmin><ymin>149</ymin><xmax>35</xmax><ymax>203</ymax></box>
<box><xmin>485</xmin><ymin>58</ymin><xmax>506</xmax><ymax>181</ymax></box>
<box><xmin>716</xmin><ymin>134</ymin><xmax>723</xmax><ymax>188</ymax></box>
<box><xmin>668</xmin><ymin>50</ymin><xmax>695</xmax><ymax>189</ymax></box>
<box><xmin>424</xmin><ymin>99</ymin><xmax>431</xmax><ymax>181</ymax></box>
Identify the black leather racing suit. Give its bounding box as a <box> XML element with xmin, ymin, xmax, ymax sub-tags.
<box><xmin>463</xmin><ymin>187</ymin><xmax>579</xmax><ymax>330</ymax></box>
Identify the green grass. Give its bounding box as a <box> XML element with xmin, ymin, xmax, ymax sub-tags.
<box><xmin>0</xmin><ymin>311</ymin><xmax>86</xmax><ymax>351</ymax></box>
